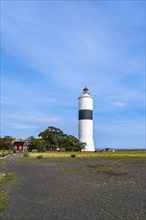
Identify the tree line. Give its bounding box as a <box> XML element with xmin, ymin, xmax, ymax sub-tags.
<box><xmin>0</xmin><ymin>126</ymin><xmax>85</xmax><ymax>152</ymax></box>
<box><xmin>0</xmin><ymin>136</ymin><xmax>14</xmax><ymax>150</ymax></box>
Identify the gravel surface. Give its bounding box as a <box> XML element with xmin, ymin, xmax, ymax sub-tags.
<box><xmin>0</xmin><ymin>154</ymin><xmax>146</xmax><ymax>220</ymax></box>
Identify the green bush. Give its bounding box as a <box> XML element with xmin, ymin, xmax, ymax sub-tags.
<box><xmin>0</xmin><ymin>150</ymin><xmax>10</xmax><ymax>157</ymax></box>
<box><xmin>37</xmin><ymin>155</ymin><xmax>43</xmax><ymax>159</ymax></box>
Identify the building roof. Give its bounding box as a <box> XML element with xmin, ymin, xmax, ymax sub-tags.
<box><xmin>12</xmin><ymin>141</ymin><xmax>26</xmax><ymax>146</ymax></box>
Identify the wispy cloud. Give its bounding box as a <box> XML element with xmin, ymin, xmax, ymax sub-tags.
<box><xmin>2</xmin><ymin>113</ymin><xmax>59</xmax><ymax>124</ymax></box>
<box><xmin>113</xmin><ymin>102</ymin><xmax>126</xmax><ymax>108</ymax></box>
<box><xmin>10</xmin><ymin>123</ymin><xmax>38</xmax><ymax>130</ymax></box>
<box><xmin>96</xmin><ymin>120</ymin><xmax>145</xmax><ymax>136</ymax></box>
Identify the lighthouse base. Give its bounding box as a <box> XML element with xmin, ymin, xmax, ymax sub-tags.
<box><xmin>80</xmin><ymin>138</ymin><xmax>95</xmax><ymax>151</ymax></box>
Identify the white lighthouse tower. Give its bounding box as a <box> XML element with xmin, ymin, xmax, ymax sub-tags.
<box><xmin>78</xmin><ymin>87</ymin><xmax>95</xmax><ymax>151</ymax></box>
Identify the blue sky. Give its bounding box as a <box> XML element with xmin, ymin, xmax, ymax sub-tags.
<box><xmin>1</xmin><ymin>0</ymin><xmax>145</xmax><ymax>149</ymax></box>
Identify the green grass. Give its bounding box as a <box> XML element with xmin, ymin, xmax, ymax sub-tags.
<box><xmin>85</xmin><ymin>163</ymin><xmax>130</xmax><ymax>176</ymax></box>
<box><xmin>0</xmin><ymin>172</ymin><xmax>17</xmax><ymax>212</ymax></box>
<box><xmin>59</xmin><ymin>167</ymin><xmax>75</xmax><ymax>172</ymax></box>
<box><xmin>60</xmin><ymin>164</ymin><xmax>126</xmax><ymax>172</ymax></box>
<box><xmin>85</xmin><ymin>163</ymin><xmax>128</xmax><ymax>171</ymax></box>
<box><xmin>0</xmin><ymin>173</ymin><xmax>16</xmax><ymax>185</ymax></box>
<box><xmin>0</xmin><ymin>192</ymin><xmax>9</xmax><ymax>212</ymax></box>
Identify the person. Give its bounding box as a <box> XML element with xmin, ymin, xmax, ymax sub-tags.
<box><xmin>13</xmin><ymin>149</ymin><xmax>16</xmax><ymax>156</ymax></box>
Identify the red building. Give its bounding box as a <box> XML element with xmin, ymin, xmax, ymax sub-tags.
<box><xmin>12</xmin><ymin>139</ymin><xmax>28</xmax><ymax>151</ymax></box>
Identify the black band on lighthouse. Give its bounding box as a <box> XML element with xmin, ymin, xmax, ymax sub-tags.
<box><xmin>79</xmin><ymin>110</ymin><xmax>93</xmax><ymax>120</ymax></box>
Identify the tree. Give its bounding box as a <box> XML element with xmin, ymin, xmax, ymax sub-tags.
<box><xmin>0</xmin><ymin>136</ymin><xmax>14</xmax><ymax>150</ymax></box>
<box><xmin>63</xmin><ymin>135</ymin><xmax>85</xmax><ymax>151</ymax></box>
<box><xmin>38</xmin><ymin>126</ymin><xmax>67</xmax><ymax>150</ymax></box>
<box><xmin>28</xmin><ymin>126</ymin><xmax>85</xmax><ymax>152</ymax></box>
<box><xmin>27</xmin><ymin>136</ymin><xmax>48</xmax><ymax>152</ymax></box>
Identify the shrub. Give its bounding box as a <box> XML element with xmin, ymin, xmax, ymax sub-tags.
<box><xmin>23</xmin><ymin>151</ymin><xmax>29</xmax><ymax>158</ymax></box>
<box><xmin>37</xmin><ymin>155</ymin><xmax>43</xmax><ymax>159</ymax></box>
<box><xmin>71</xmin><ymin>154</ymin><xmax>76</xmax><ymax>158</ymax></box>
<box><xmin>0</xmin><ymin>150</ymin><xmax>10</xmax><ymax>157</ymax></box>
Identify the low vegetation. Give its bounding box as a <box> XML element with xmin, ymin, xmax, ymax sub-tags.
<box><xmin>0</xmin><ymin>192</ymin><xmax>9</xmax><ymax>212</ymax></box>
<box><xmin>26</xmin><ymin>150</ymin><xmax>146</xmax><ymax>161</ymax></box>
<box><xmin>86</xmin><ymin>164</ymin><xmax>127</xmax><ymax>170</ymax></box>
<box><xmin>0</xmin><ymin>136</ymin><xmax>14</xmax><ymax>150</ymax></box>
<box><xmin>0</xmin><ymin>150</ymin><xmax>10</xmax><ymax>158</ymax></box>
<box><xmin>59</xmin><ymin>163</ymin><xmax>129</xmax><ymax>176</ymax></box>
<box><xmin>0</xmin><ymin>173</ymin><xmax>16</xmax><ymax>185</ymax></box>
<box><xmin>0</xmin><ymin>173</ymin><xmax>17</xmax><ymax>212</ymax></box>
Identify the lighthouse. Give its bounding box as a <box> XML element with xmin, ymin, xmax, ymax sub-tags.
<box><xmin>78</xmin><ymin>87</ymin><xmax>95</xmax><ymax>151</ymax></box>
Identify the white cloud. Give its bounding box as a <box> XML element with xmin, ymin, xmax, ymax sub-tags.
<box><xmin>1</xmin><ymin>96</ymin><xmax>10</xmax><ymax>103</ymax></box>
<box><xmin>10</xmin><ymin>123</ymin><xmax>38</xmax><ymax>130</ymax></box>
<box><xmin>2</xmin><ymin>113</ymin><xmax>58</xmax><ymax>124</ymax></box>
<box><xmin>113</xmin><ymin>102</ymin><xmax>126</xmax><ymax>107</ymax></box>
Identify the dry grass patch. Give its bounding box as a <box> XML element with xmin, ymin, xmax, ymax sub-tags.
<box><xmin>28</xmin><ymin>150</ymin><xmax>146</xmax><ymax>161</ymax></box>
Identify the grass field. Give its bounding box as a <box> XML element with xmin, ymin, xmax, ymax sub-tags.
<box><xmin>0</xmin><ymin>173</ymin><xmax>16</xmax><ymax>212</ymax></box>
<box><xmin>27</xmin><ymin>150</ymin><xmax>146</xmax><ymax>161</ymax></box>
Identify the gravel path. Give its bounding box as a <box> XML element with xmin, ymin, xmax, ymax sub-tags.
<box><xmin>0</xmin><ymin>154</ymin><xmax>146</xmax><ymax>220</ymax></box>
